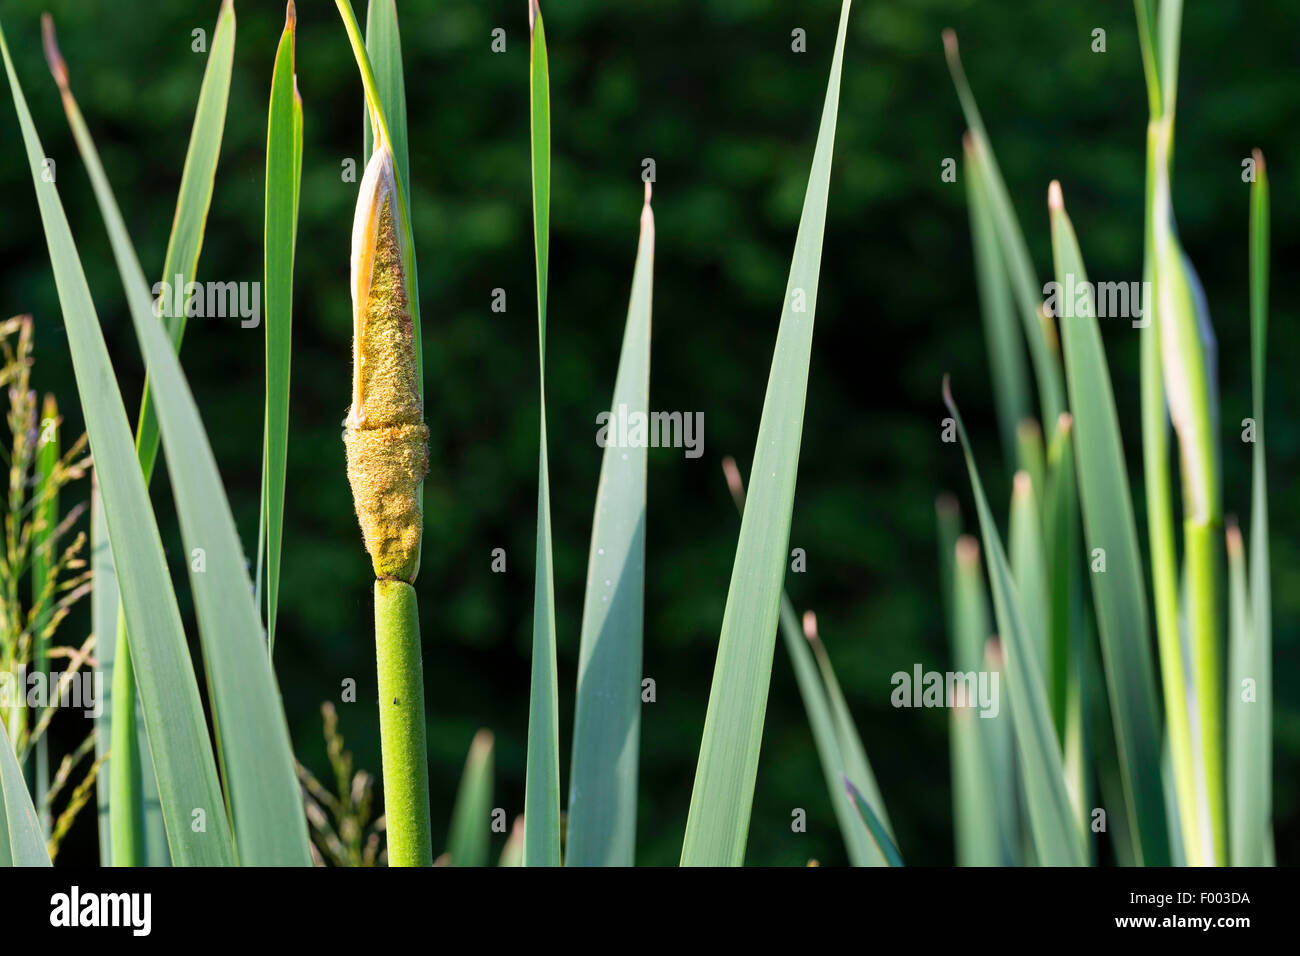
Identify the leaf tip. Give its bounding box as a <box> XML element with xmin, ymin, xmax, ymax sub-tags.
<box><xmin>802</xmin><ymin>610</ymin><xmax>818</xmax><ymax>644</ymax></box>
<box><xmin>955</xmin><ymin>534</ymin><xmax>980</xmax><ymax>567</ymax></box>
<box><xmin>1226</xmin><ymin>516</ymin><xmax>1243</xmax><ymax>556</ymax></box>
<box><xmin>941</xmin><ymin>28</ymin><xmax>958</xmax><ymax>60</ymax></box>
<box><xmin>1012</xmin><ymin>469</ymin><xmax>1032</xmax><ymax>498</ymax></box>
<box><xmin>40</xmin><ymin>14</ymin><xmax>68</xmax><ymax>91</ymax></box>
<box><xmin>1048</xmin><ymin>179</ymin><xmax>1064</xmax><ymax>212</ymax></box>
<box><xmin>984</xmin><ymin>635</ymin><xmax>1003</xmax><ymax>668</ymax></box>
<box><xmin>1252</xmin><ymin>148</ymin><xmax>1265</xmax><ymax>173</ymax></box>
<box><xmin>941</xmin><ymin>373</ymin><xmax>956</xmax><ymax>414</ymax></box>
<box><xmin>721</xmin><ymin>455</ymin><xmax>744</xmax><ymax>508</ymax></box>
<box><xmin>529</xmin><ymin>0</ymin><xmax>541</xmax><ymax>32</ymax></box>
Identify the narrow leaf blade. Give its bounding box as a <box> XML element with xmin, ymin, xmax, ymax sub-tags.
<box><xmin>681</xmin><ymin>0</ymin><xmax>852</xmax><ymax>866</ymax></box>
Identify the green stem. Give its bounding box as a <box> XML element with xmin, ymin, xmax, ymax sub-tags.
<box><xmin>1139</xmin><ymin>120</ymin><xmax>1200</xmax><ymax>865</ymax></box>
<box><xmin>1186</xmin><ymin>520</ymin><xmax>1226</xmax><ymax>864</ymax></box>
<box><xmin>108</xmin><ymin>616</ymin><xmax>145</xmax><ymax>866</ymax></box>
<box><xmin>374</xmin><ymin>579</ymin><xmax>432</xmax><ymax>866</ymax></box>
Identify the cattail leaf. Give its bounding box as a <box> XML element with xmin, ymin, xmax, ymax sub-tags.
<box><xmin>725</xmin><ymin>461</ymin><xmax>885</xmax><ymax>866</ymax></box>
<box><xmin>129</xmin><ymin>0</ymin><xmax>234</xmax><ymax>485</ymax></box>
<box><xmin>681</xmin><ymin>0</ymin><xmax>851</xmax><ymax>866</ymax></box>
<box><xmin>446</xmin><ymin>731</ymin><xmax>494</xmax><ymax>867</ymax></box>
<box><xmin>262</xmin><ymin>1</ymin><xmax>301</xmax><ymax>656</ymax></box>
<box><xmin>943</xmin><ymin>33</ymin><xmax>1066</xmax><ymax>426</ymax></box>
<box><xmin>844</xmin><ymin>777</ymin><xmax>903</xmax><ymax>867</ymax></box>
<box><xmin>946</xmin><ymin>537</ymin><xmax>1006</xmax><ymax>865</ymax></box>
<box><xmin>965</xmin><ymin>139</ymin><xmax>1030</xmax><ymax>462</ymax></box>
<box><xmin>31</xmin><ymin>394</ymin><xmax>58</xmax><ymax>837</ymax></box>
<box><xmin>1</xmin><ymin>15</ymin><xmax>236</xmax><ymax>867</ymax></box>
<box><xmin>1230</xmin><ymin>152</ymin><xmax>1271</xmax><ymax>866</ymax></box>
<box><xmin>523</xmin><ymin>0</ymin><xmax>561</xmax><ymax>867</ymax></box>
<box><xmin>1009</xmin><ymin>470</ymin><xmax>1049</xmax><ymax>675</ymax></box>
<box><xmin>1145</xmin><ymin>0</ymin><xmax>1225</xmax><ymax>866</ymax></box>
<box><xmin>63</xmin><ymin>71</ymin><xmax>312</xmax><ymax>866</ymax></box>
<box><xmin>803</xmin><ymin>615</ymin><xmax>893</xmax><ymax>843</ymax></box>
<box><xmin>567</xmin><ymin>186</ymin><xmax>654</xmax><ymax>866</ymax></box>
<box><xmin>364</xmin><ymin>0</ymin><xmax>409</xmax><ymax>211</ymax></box>
<box><xmin>781</xmin><ymin>601</ymin><xmax>881</xmax><ymax>866</ymax></box>
<box><xmin>44</xmin><ymin>5</ymin><xmax>233</xmax><ymax>863</ymax></box>
<box><xmin>942</xmin><ymin>379</ymin><xmax>1084</xmax><ymax>866</ymax></box>
<box><xmin>335</xmin><ymin>0</ymin><xmax>422</xmax><ymax>394</ymax></box>
<box><xmin>16</xmin><ymin>11</ymin><xmax>312</xmax><ymax>866</ymax></box>
<box><xmin>91</xmin><ymin>483</ymin><xmax>167</xmax><ymax>866</ymax></box>
<box><xmin>0</xmin><ymin>719</ymin><xmax>50</xmax><ymax>866</ymax></box>
<box><xmin>1047</xmin><ymin>183</ymin><xmax>1170</xmax><ymax>865</ymax></box>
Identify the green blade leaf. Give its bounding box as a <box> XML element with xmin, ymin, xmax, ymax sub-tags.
<box><xmin>1043</xmin><ymin>416</ymin><xmax>1089</xmax><ymax>833</ymax></box>
<box><xmin>31</xmin><ymin>394</ymin><xmax>58</xmax><ymax>837</ymax></box>
<box><xmin>1230</xmin><ymin>151</ymin><xmax>1271</xmax><ymax>866</ymax></box>
<box><xmin>92</xmin><ymin>477</ymin><xmax>167</xmax><ymax>866</ymax></box>
<box><xmin>59</xmin><ymin>75</ymin><xmax>311</xmax><ymax>871</ymax></box>
<box><xmin>804</xmin><ymin>615</ymin><xmax>894</xmax><ymax>841</ymax></box>
<box><xmin>0</xmin><ymin>719</ymin><xmax>50</xmax><ymax>866</ymax></box>
<box><xmin>40</xmin><ymin>9</ymin><xmax>310</xmax><ymax>866</ymax></box>
<box><xmin>523</xmin><ymin>0</ymin><xmax>560</xmax><ymax>867</ymax></box>
<box><xmin>1226</xmin><ymin>522</ymin><xmax>1265</xmax><ymax>866</ymax></box>
<box><xmin>1008</xmin><ymin>470</ymin><xmax>1049</xmax><ymax>675</ymax></box>
<box><xmin>498</xmin><ymin>816</ymin><xmax>524</xmax><ymax>867</ymax></box>
<box><xmin>681</xmin><ymin>0</ymin><xmax>851</xmax><ymax>867</ymax></box>
<box><xmin>1047</xmin><ymin>182</ymin><xmax>1169</xmax><ymax>865</ymax></box>
<box><xmin>943</xmin><ymin>32</ymin><xmax>1066</xmax><ymax>426</ymax></box>
<box><xmin>946</xmin><ymin>536</ymin><xmax>1006</xmax><ymax>865</ymax></box>
<box><xmin>335</xmin><ymin>0</ymin><xmax>423</xmax><ymax>399</ymax></box>
<box><xmin>964</xmin><ymin>137</ymin><xmax>1030</xmax><ymax>462</ymax></box>
<box><xmin>262</xmin><ymin>1</ymin><xmax>302</xmax><ymax>656</ymax></box>
<box><xmin>780</xmin><ymin>601</ymin><xmax>879</xmax><ymax>865</ymax></box>
<box><xmin>844</xmin><ymin>777</ymin><xmax>903</xmax><ymax>867</ymax></box>
<box><xmin>567</xmin><ymin>186</ymin><xmax>654</xmax><ymax>866</ymax></box>
<box><xmin>1</xmin><ymin>14</ymin><xmax>235</xmax><ymax>867</ymax></box>
<box><xmin>92</xmin><ymin>480</ymin><xmax>113</xmax><ymax>864</ymax></box>
<box><xmin>728</xmin><ymin>460</ymin><xmax>885</xmax><ymax>866</ymax></box>
<box><xmin>446</xmin><ymin>731</ymin><xmax>494</xmax><ymax>867</ymax></box>
<box><xmin>942</xmin><ymin>379</ymin><xmax>1084</xmax><ymax>866</ymax></box>
<box><xmin>131</xmin><ymin>0</ymin><xmax>235</xmax><ymax>484</ymax></box>
<box><xmin>364</xmin><ymin>0</ymin><xmax>410</xmax><ymax>211</ymax></box>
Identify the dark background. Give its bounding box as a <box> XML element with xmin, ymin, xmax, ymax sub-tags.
<box><xmin>0</xmin><ymin>0</ymin><xmax>1295</xmax><ymax>865</ymax></box>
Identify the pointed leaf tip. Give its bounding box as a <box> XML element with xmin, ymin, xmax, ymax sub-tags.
<box><xmin>1225</xmin><ymin>517</ymin><xmax>1243</xmax><ymax>555</ymax></box>
<box><xmin>942</xmin><ymin>28</ymin><xmax>958</xmax><ymax>58</ymax></box>
<box><xmin>40</xmin><ymin>14</ymin><xmax>68</xmax><ymax>90</ymax></box>
<box><xmin>955</xmin><ymin>534</ymin><xmax>981</xmax><ymax>566</ymax></box>
<box><xmin>1048</xmin><ymin>180</ymin><xmax>1063</xmax><ymax>211</ymax></box>
<box><xmin>721</xmin><ymin>456</ymin><xmax>744</xmax><ymax>508</ymax></box>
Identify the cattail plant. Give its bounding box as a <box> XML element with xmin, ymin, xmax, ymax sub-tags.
<box><xmin>343</xmin><ymin>135</ymin><xmax>432</xmax><ymax>867</ymax></box>
<box><xmin>938</xmin><ymin>0</ymin><xmax>1273</xmax><ymax>867</ymax></box>
<box><xmin>332</xmin><ymin>0</ymin><xmax>433</xmax><ymax>868</ymax></box>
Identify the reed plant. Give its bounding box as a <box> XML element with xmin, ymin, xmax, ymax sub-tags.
<box><xmin>938</xmin><ymin>0</ymin><xmax>1273</xmax><ymax>866</ymax></box>
<box><xmin>0</xmin><ymin>0</ymin><xmax>1275</xmax><ymax>870</ymax></box>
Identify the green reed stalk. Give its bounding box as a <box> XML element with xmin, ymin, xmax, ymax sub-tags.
<box><xmin>374</xmin><ymin>580</ymin><xmax>431</xmax><ymax>865</ymax></box>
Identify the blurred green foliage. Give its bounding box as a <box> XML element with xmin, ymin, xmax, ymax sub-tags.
<box><xmin>0</xmin><ymin>0</ymin><xmax>1294</xmax><ymax>865</ymax></box>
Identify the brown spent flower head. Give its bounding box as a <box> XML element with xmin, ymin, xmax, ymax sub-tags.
<box><xmin>343</xmin><ymin>144</ymin><xmax>427</xmax><ymax>582</ymax></box>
